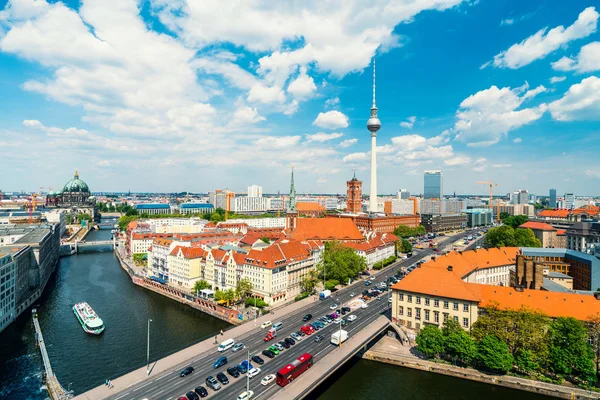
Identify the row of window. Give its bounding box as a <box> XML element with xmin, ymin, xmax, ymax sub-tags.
<box><xmin>398</xmin><ymin>306</ymin><xmax>469</xmax><ymax>327</ymax></box>
<box><xmin>399</xmin><ymin>294</ymin><xmax>469</xmax><ymax>312</ymax></box>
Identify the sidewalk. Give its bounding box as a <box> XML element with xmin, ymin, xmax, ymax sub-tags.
<box><xmin>75</xmin><ymin>290</ymin><xmax>322</xmax><ymax>400</ymax></box>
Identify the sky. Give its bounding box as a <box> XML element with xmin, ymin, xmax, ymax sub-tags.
<box><xmin>0</xmin><ymin>0</ymin><xmax>599</xmax><ymax>196</ymax></box>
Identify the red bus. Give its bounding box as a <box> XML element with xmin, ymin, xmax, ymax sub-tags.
<box><xmin>276</xmin><ymin>353</ymin><xmax>313</xmax><ymax>387</ymax></box>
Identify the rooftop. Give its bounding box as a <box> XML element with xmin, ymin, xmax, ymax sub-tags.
<box><xmin>289</xmin><ymin>218</ymin><xmax>363</xmax><ymax>242</ymax></box>
<box><xmin>519</xmin><ymin>221</ymin><xmax>556</xmax><ymax>232</ymax></box>
<box><xmin>134</xmin><ymin>203</ymin><xmax>171</xmax><ymax>209</ymax></box>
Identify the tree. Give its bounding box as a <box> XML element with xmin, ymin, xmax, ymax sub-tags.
<box><xmin>416</xmin><ymin>325</ymin><xmax>445</xmax><ymax>358</ymax></box>
<box><xmin>318</xmin><ymin>241</ymin><xmax>366</xmax><ymax>283</ymax></box>
<box><xmin>223</xmin><ymin>289</ymin><xmax>236</xmax><ymax>305</ymax></box>
<box><xmin>65</xmin><ymin>214</ymin><xmax>72</xmax><ymax>225</ymax></box>
<box><xmin>125</xmin><ymin>208</ymin><xmax>139</xmax><ymax>216</ymax></box>
<box><xmin>399</xmin><ymin>239</ymin><xmax>413</xmax><ymax>254</ymax></box>
<box><xmin>485</xmin><ymin>226</ymin><xmax>541</xmax><ymax>248</ymax></box>
<box><xmin>514</xmin><ymin>228</ymin><xmax>542</xmax><ymax>247</ymax></box>
<box><xmin>77</xmin><ymin>213</ymin><xmax>92</xmax><ymax>223</ymax></box>
<box><xmin>548</xmin><ymin>317</ymin><xmax>595</xmax><ymax>382</ymax></box>
<box><xmin>477</xmin><ymin>335</ymin><xmax>513</xmax><ymax>373</ymax></box>
<box><xmin>194</xmin><ymin>280</ymin><xmax>211</xmax><ymax>293</ymax></box>
<box><xmin>301</xmin><ymin>270</ymin><xmax>317</xmax><ymax>294</ymax></box>
<box><xmin>502</xmin><ymin>215</ymin><xmax>528</xmax><ymax>229</ymax></box>
<box><xmin>515</xmin><ymin>349</ymin><xmax>540</xmax><ymax>375</ymax></box>
<box><xmin>260</xmin><ymin>237</ymin><xmax>270</xmax><ymax>244</ymax></box>
<box><xmin>587</xmin><ymin>313</ymin><xmax>600</xmax><ymax>381</ymax></box>
<box><xmin>214</xmin><ymin>290</ymin><xmax>226</xmax><ymax>302</ymax></box>
<box><xmin>442</xmin><ymin>318</ymin><xmax>463</xmax><ymax>336</ymax></box>
<box><xmin>444</xmin><ymin>326</ymin><xmax>477</xmax><ymax>366</ymax></box>
<box><xmin>245</xmin><ymin>297</ymin><xmax>268</xmax><ymax>308</ymax></box>
<box><xmin>235</xmin><ymin>278</ymin><xmax>253</xmax><ymax>300</ymax></box>
<box><xmin>393</xmin><ymin>225</ymin><xmax>426</xmax><ymax>238</ymax></box>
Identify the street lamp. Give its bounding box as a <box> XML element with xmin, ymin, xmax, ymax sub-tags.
<box><xmin>146</xmin><ymin>318</ymin><xmax>153</xmax><ymax>375</ymax></box>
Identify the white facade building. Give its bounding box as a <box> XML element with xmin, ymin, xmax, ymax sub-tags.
<box><xmin>565</xmin><ymin>193</ymin><xmax>575</xmax><ymax>210</ymax></box>
<box><xmin>391</xmin><ymin>199</ymin><xmax>415</xmax><ymax>215</ymax></box>
<box><xmin>247</xmin><ymin>185</ymin><xmax>263</xmax><ymax>198</ymax></box>
<box><xmin>0</xmin><ymin>254</ymin><xmax>16</xmax><ymax>333</ymax></box>
<box><xmin>225</xmin><ymin>217</ymin><xmax>286</xmax><ymax>229</ymax></box>
<box><xmin>232</xmin><ymin>196</ymin><xmax>269</xmax><ymax>213</ymax></box>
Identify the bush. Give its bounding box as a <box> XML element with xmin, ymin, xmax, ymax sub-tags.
<box><xmin>295</xmin><ymin>292</ymin><xmax>311</xmax><ymax>301</ymax></box>
<box><xmin>245</xmin><ymin>297</ymin><xmax>268</xmax><ymax>308</ymax></box>
<box><xmin>477</xmin><ymin>335</ymin><xmax>513</xmax><ymax>373</ymax></box>
<box><xmin>373</xmin><ymin>256</ymin><xmax>397</xmax><ymax>270</ymax></box>
<box><xmin>325</xmin><ymin>279</ymin><xmax>340</xmax><ymax>291</ymax></box>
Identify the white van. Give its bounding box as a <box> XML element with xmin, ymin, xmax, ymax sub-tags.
<box><xmin>218</xmin><ymin>338</ymin><xmax>235</xmax><ymax>352</ymax></box>
<box><xmin>272</xmin><ymin>322</ymin><xmax>283</xmax><ymax>331</ymax></box>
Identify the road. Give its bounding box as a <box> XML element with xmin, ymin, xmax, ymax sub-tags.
<box><xmin>106</xmin><ymin>230</ymin><xmax>479</xmax><ymax>400</ymax></box>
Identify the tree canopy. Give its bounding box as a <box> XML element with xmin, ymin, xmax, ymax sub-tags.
<box><xmin>235</xmin><ymin>278</ymin><xmax>253</xmax><ymax>300</ymax></box>
<box><xmin>194</xmin><ymin>279</ymin><xmax>211</xmax><ymax>293</ymax></box>
<box><xmin>317</xmin><ymin>241</ymin><xmax>366</xmax><ymax>283</ymax></box>
<box><xmin>393</xmin><ymin>225</ymin><xmax>426</xmax><ymax>238</ymax></box>
<box><xmin>477</xmin><ymin>335</ymin><xmax>514</xmax><ymax>373</ymax></box>
<box><xmin>485</xmin><ymin>226</ymin><xmax>541</xmax><ymax>248</ymax></box>
<box><xmin>548</xmin><ymin>317</ymin><xmax>595</xmax><ymax>383</ymax></box>
<box><xmin>501</xmin><ymin>214</ymin><xmax>529</xmax><ymax>229</ymax></box>
<box><xmin>416</xmin><ymin>325</ymin><xmax>445</xmax><ymax>358</ymax></box>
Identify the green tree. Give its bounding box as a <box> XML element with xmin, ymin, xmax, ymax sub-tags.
<box><xmin>193</xmin><ymin>280</ymin><xmax>211</xmax><ymax>293</ymax></box>
<box><xmin>514</xmin><ymin>228</ymin><xmax>542</xmax><ymax>247</ymax></box>
<box><xmin>260</xmin><ymin>237</ymin><xmax>270</xmax><ymax>244</ymax></box>
<box><xmin>502</xmin><ymin>215</ymin><xmax>529</xmax><ymax>229</ymax></box>
<box><xmin>399</xmin><ymin>239</ymin><xmax>413</xmax><ymax>254</ymax></box>
<box><xmin>477</xmin><ymin>335</ymin><xmax>514</xmax><ymax>373</ymax></box>
<box><xmin>444</xmin><ymin>326</ymin><xmax>477</xmax><ymax>366</ymax></box>
<box><xmin>515</xmin><ymin>349</ymin><xmax>540</xmax><ymax>375</ymax></box>
<box><xmin>77</xmin><ymin>213</ymin><xmax>92</xmax><ymax>223</ymax></box>
<box><xmin>245</xmin><ymin>297</ymin><xmax>268</xmax><ymax>308</ymax></box>
<box><xmin>301</xmin><ymin>270</ymin><xmax>317</xmax><ymax>294</ymax></box>
<box><xmin>65</xmin><ymin>214</ymin><xmax>72</xmax><ymax>225</ymax></box>
<box><xmin>214</xmin><ymin>290</ymin><xmax>225</xmax><ymax>302</ymax></box>
<box><xmin>318</xmin><ymin>241</ymin><xmax>366</xmax><ymax>283</ymax></box>
<box><xmin>235</xmin><ymin>278</ymin><xmax>253</xmax><ymax>300</ymax></box>
<box><xmin>485</xmin><ymin>226</ymin><xmax>541</xmax><ymax>248</ymax></box>
<box><xmin>325</xmin><ymin>279</ymin><xmax>340</xmax><ymax>291</ymax></box>
<box><xmin>416</xmin><ymin>325</ymin><xmax>445</xmax><ymax>358</ymax></box>
<box><xmin>442</xmin><ymin>318</ymin><xmax>463</xmax><ymax>336</ymax></box>
<box><xmin>118</xmin><ymin>215</ymin><xmax>139</xmax><ymax>231</ymax></box>
<box><xmin>587</xmin><ymin>313</ymin><xmax>600</xmax><ymax>381</ymax></box>
<box><xmin>223</xmin><ymin>289</ymin><xmax>236</xmax><ymax>305</ymax></box>
<box><xmin>548</xmin><ymin>317</ymin><xmax>595</xmax><ymax>382</ymax></box>
<box><xmin>125</xmin><ymin>208</ymin><xmax>139</xmax><ymax>216</ymax></box>
<box><xmin>393</xmin><ymin>225</ymin><xmax>426</xmax><ymax>238</ymax></box>
<box><xmin>499</xmin><ymin>212</ymin><xmax>509</xmax><ymax>220</ymax></box>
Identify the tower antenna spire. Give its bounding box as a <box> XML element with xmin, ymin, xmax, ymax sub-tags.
<box><xmin>372</xmin><ymin>57</ymin><xmax>376</xmax><ymax>108</ymax></box>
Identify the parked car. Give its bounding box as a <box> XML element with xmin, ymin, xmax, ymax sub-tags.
<box><xmin>333</xmin><ymin>317</ymin><xmax>342</xmax><ymax>324</ymax></box>
<box><xmin>262</xmin><ymin>349</ymin><xmax>275</xmax><ymax>359</ymax></box>
<box><xmin>350</xmin><ymin>292</ymin><xmax>356</xmax><ymax>297</ymax></box>
<box><xmin>342</xmin><ymin>306</ymin><xmax>351</xmax><ymax>313</ymax></box>
<box><xmin>274</xmin><ymin>343</ymin><xmax>285</xmax><ymax>351</ymax></box>
<box><xmin>213</xmin><ymin>356</ymin><xmax>227</xmax><ymax>369</ymax></box>
<box><xmin>232</xmin><ymin>342</ymin><xmax>245</xmax><ymax>352</ymax></box>
<box><xmin>261</xmin><ymin>321</ymin><xmax>272</xmax><ymax>329</ymax></box>
<box><xmin>251</xmin><ymin>355</ymin><xmax>265</xmax><ymax>365</ymax></box>
<box><xmin>227</xmin><ymin>367</ymin><xmax>240</xmax><ymax>378</ymax></box>
<box><xmin>284</xmin><ymin>337</ymin><xmax>296</xmax><ymax>346</ymax></box>
<box><xmin>216</xmin><ymin>372</ymin><xmax>230</xmax><ymax>385</ymax></box>
<box><xmin>248</xmin><ymin>367</ymin><xmax>261</xmax><ymax>379</ymax></box>
<box><xmin>186</xmin><ymin>391</ymin><xmax>200</xmax><ymax>400</ymax></box>
<box><xmin>268</xmin><ymin>345</ymin><xmax>280</xmax><ymax>355</ymax></box>
<box><xmin>235</xmin><ymin>363</ymin><xmax>248</xmax><ymax>374</ymax></box>
<box><xmin>205</xmin><ymin>376</ymin><xmax>221</xmax><ymax>391</ymax></box>
<box><xmin>361</xmin><ymin>303</ymin><xmax>368</xmax><ymax>309</ymax></box>
<box><xmin>261</xmin><ymin>374</ymin><xmax>276</xmax><ymax>386</ymax></box>
<box><xmin>365</xmin><ymin>280</ymin><xmax>372</xmax><ymax>286</ymax></box>
<box><xmin>290</xmin><ymin>332</ymin><xmax>302</xmax><ymax>341</ymax></box>
<box><xmin>279</xmin><ymin>340</ymin><xmax>290</xmax><ymax>349</ymax></box>
<box><xmin>180</xmin><ymin>366</ymin><xmax>194</xmax><ymax>377</ymax></box>
<box><xmin>302</xmin><ymin>314</ymin><xmax>312</xmax><ymax>321</ymax></box>
<box><xmin>194</xmin><ymin>386</ymin><xmax>208</xmax><ymax>398</ymax></box>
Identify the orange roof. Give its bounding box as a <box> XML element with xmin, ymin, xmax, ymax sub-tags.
<box><xmin>556</xmin><ymin>229</ymin><xmax>566</xmax><ymax>236</ymax></box>
<box><xmin>171</xmin><ymin>246</ymin><xmax>208</xmax><ymax>259</ymax></box>
<box><xmin>153</xmin><ymin>238</ymin><xmax>174</xmax><ymax>246</ymax></box>
<box><xmin>289</xmin><ymin>218</ymin><xmax>363</xmax><ymax>241</ymax></box>
<box><xmin>245</xmin><ymin>239</ymin><xmax>312</xmax><ymax>269</ymax></box>
<box><xmin>519</xmin><ymin>221</ymin><xmax>556</xmax><ymax>231</ymax></box>
<box><xmin>537</xmin><ymin>209</ymin><xmax>570</xmax><ymax>218</ymax></box>
<box><xmin>239</xmin><ymin>234</ymin><xmax>261</xmax><ymax>246</ymax></box>
<box><xmin>296</xmin><ymin>202</ymin><xmax>326</xmax><ymax>212</ymax></box>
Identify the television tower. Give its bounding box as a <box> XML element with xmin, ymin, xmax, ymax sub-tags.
<box><xmin>367</xmin><ymin>58</ymin><xmax>381</xmax><ymax>213</ymax></box>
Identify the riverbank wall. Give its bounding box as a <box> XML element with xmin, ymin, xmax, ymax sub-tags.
<box><xmin>363</xmin><ymin>336</ymin><xmax>600</xmax><ymax>400</ymax></box>
<box><xmin>114</xmin><ymin>249</ymin><xmax>243</xmax><ymax>325</ymax></box>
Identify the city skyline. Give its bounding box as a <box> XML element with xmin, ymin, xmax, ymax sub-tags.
<box><xmin>1</xmin><ymin>0</ymin><xmax>599</xmax><ymax>194</ymax></box>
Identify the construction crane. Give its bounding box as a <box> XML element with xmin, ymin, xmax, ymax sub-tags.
<box><xmin>29</xmin><ymin>193</ymin><xmax>39</xmax><ymax>223</ymax></box>
<box><xmin>477</xmin><ymin>181</ymin><xmax>499</xmax><ymax>221</ymax></box>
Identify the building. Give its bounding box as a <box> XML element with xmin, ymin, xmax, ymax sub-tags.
<box><xmin>421</xmin><ymin>213</ymin><xmax>467</xmax><ymax>233</ymax></box>
<box><xmin>424</xmin><ymin>170</ymin><xmax>442</xmax><ymax>200</ymax></box>
<box><xmin>326</xmin><ymin>214</ymin><xmax>420</xmax><ymax>234</ymax></box>
<box><xmin>134</xmin><ymin>203</ymin><xmax>171</xmax><ymax>215</ymax></box>
<box><xmin>343</xmin><ymin>233</ymin><xmax>397</xmax><ymax>268</ymax></box>
<box><xmin>232</xmin><ymin>196</ymin><xmax>269</xmax><ymax>213</ymax></box>
<box><xmin>565</xmin><ymin>193</ymin><xmax>575</xmax><ymax>210</ymax></box>
<box><xmin>391</xmin><ymin>247</ymin><xmax>600</xmax><ymax>332</ymax></box>
<box><xmin>346</xmin><ymin>173</ymin><xmax>363</xmax><ymax>214</ymax></box>
<box><xmin>43</xmin><ymin>209</ymin><xmax>66</xmax><ymax>236</ymax></box>
<box><xmin>248</xmin><ymin>185</ymin><xmax>263</xmax><ymax>198</ymax></box>
<box><xmin>549</xmin><ymin>189</ymin><xmax>557</xmax><ymax>208</ymax></box>
<box><xmin>0</xmin><ymin>253</ymin><xmax>15</xmax><ymax>333</ymax></box>
<box><xmin>464</xmin><ymin>208</ymin><xmax>492</xmax><ymax>228</ymax></box>
<box><xmin>44</xmin><ymin>171</ymin><xmax>98</xmax><ymax>221</ymax></box>
<box><xmin>178</xmin><ymin>203</ymin><xmax>214</xmax><ymax>215</ymax></box>
<box><xmin>390</xmin><ymin>199</ymin><xmax>416</xmax><ymax>215</ymax></box>
<box><xmin>367</xmin><ymin>59</ymin><xmax>381</xmax><ymax>213</ymax></box>
<box><xmin>209</xmin><ymin>190</ymin><xmax>235</xmax><ymax>211</ymax></box>
<box><xmin>419</xmin><ymin>199</ymin><xmax>441</xmax><ymax>215</ymax></box>
<box><xmin>288</xmin><ymin>218</ymin><xmax>364</xmax><ymax>242</ymax></box>
<box><xmin>296</xmin><ymin>202</ymin><xmax>326</xmax><ymax>217</ymax></box>
<box><xmin>398</xmin><ymin>189</ymin><xmax>410</xmax><ymax>200</ymax></box>
<box><xmin>566</xmin><ymin>221</ymin><xmax>600</xmax><ymax>252</ymax></box>
<box><xmin>512</xmin><ymin>189</ymin><xmax>529</xmax><ymax>205</ymax></box>
<box><xmin>519</xmin><ymin>221</ymin><xmax>559</xmax><ymax>248</ymax></box>
<box><xmin>442</xmin><ymin>200</ymin><xmax>465</xmax><ymax>214</ymax></box>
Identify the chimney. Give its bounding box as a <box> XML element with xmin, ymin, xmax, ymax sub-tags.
<box><xmin>447</xmin><ymin>265</ymin><xmax>453</xmax><ymax>272</ymax></box>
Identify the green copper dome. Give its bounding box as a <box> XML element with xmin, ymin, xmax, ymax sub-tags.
<box><xmin>63</xmin><ymin>171</ymin><xmax>90</xmax><ymax>193</ymax></box>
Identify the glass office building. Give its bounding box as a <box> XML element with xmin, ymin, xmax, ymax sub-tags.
<box><xmin>424</xmin><ymin>170</ymin><xmax>443</xmax><ymax>200</ymax></box>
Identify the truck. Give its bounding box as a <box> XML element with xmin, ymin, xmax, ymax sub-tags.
<box><xmin>330</xmin><ymin>330</ymin><xmax>348</xmax><ymax>346</ymax></box>
<box><xmin>264</xmin><ymin>328</ymin><xmax>277</xmax><ymax>341</ymax></box>
<box><xmin>319</xmin><ymin>290</ymin><xmax>332</xmax><ymax>300</ymax></box>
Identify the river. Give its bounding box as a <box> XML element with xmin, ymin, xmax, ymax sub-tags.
<box><xmin>0</xmin><ymin>221</ymin><xmax>551</xmax><ymax>399</ymax></box>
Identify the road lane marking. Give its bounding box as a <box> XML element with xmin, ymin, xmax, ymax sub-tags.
<box><xmin>132</xmin><ymin>380</ymin><xmax>153</xmax><ymax>391</ymax></box>
<box><xmin>155</xmin><ymin>373</ymin><xmax>171</xmax><ymax>380</ymax></box>
<box><xmin>115</xmin><ymin>393</ymin><xmax>130</xmax><ymax>400</ymax></box>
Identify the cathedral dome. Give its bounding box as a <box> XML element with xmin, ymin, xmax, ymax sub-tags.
<box><xmin>62</xmin><ymin>171</ymin><xmax>90</xmax><ymax>193</ymax></box>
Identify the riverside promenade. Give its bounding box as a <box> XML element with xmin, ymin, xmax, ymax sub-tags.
<box><xmin>363</xmin><ymin>336</ymin><xmax>600</xmax><ymax>400</ymax></box>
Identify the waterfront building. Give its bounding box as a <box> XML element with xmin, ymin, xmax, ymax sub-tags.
<box><xmin>549</xmin><ymin>188</ymin><xmax>557</xmax><ymax>208</ymax></box>
<box><xmin>421</xmin><ymin>213</ymin><xmax>467</xmax><ymax>233</ymax></box>
<box><xmin>178</xmin><ymin>203</ymin><xmax>214</xmax><ymax>215</ymax></box>
<box><xmin>44</xmin><ymin>171</ymin><xmax>99</xmax><ymax>221</ymax></box>
<box><xmin>464</xmin><ymin>208</ymin><xmax>492</xmax><ymax>228</ymax></box>
<box><xmin>134</xmin><ymin>203</ymin><xmax>172</xmax><ymax>215</ymax></box>
<box><xmin>148</xmin><ymin>238</ymin><xmax>178</xmax><ymax>280</ymax></box>
<box><xmin>247</xmin><ymin>185</ymin><xmax>263</xmax><ymax>198</ymax></box>
<box><xmin>167</xmin><ymin>246</ymin><xmax>209</xmax><ymax>291</ymax></box>
<box><xmin>424</xmin><ymin>170</ymin><xmax>443</xmax><ymax>200</ymax></box>
<box><xmin>346</xmin><ymin>172</ymin><xmax>363</xmax><ymax>214</ymax></box>
<box><xmin>0</xmin><ymin>253</ymin><xmax>15</xmax><ymax>333</ymax></box>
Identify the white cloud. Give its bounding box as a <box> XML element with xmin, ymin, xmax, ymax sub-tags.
<box><xmin>96</xmin><ymin>159</ymin><xmax>111</xmax><ymax>167</ymax></box>
<box><xmin>230</xmin><ymin>106</ymin><xmax>265</xmax><ymax>126</ymax></box>
<box><xmin>22</xmin><ymin>119</ymin><xmax>44</xmax><ymax>128</ymax></box>
<box><xmin>487</xmin><ymin>7</ymin><xmax>599</xmax><ymax>69</ymax></box>
<box><xmin>254</xmin><ymin>135</ymin><xmax>301</xmax><ymax>149</ymax></box>
<box><xmin>313</xmin><ymin>110</ymin><xmax>349</xmax><ymax>129</ymax></box>
<box><xmin>500</xmin><ymin>18</ymin><xmax>515</xmax><ymax>26</ymax></box>
<box><xmin>339</xmin><ymin>138</ymin><xmax>358</xmax><ymax>148</ymax></box>
<box><xmin>586</xmin><ymin>170</ymin><xmax>600</xmax><ymax>178</ymax></box>
<box><xmin>343</xmin><ymin>152</ymin><xmax>369</xmax><ymax>163</ymax></box>
<box><xmin>247</xmin><ymin>83</ymin><xmax>286</xmax><ymax>104</ymax></box>
<box><xmin>491</xmin><ymin>163</ymin><xmax>512</xmax><ymax>168</ymax></box>
<box><xmin>287</xmin><ymin>67</ymin><xmax>317</xmax><ymax>100</ymax></box>
<box><xmin>444</xmin><ymin>156</ymin><xmax>471</xmax><ymax>166</ymax></box>
<box><xmin>549</xmin><ymin>76</ymin><xmax>566</xmax><ymax>84</ymax></box>
<box><xmin>305</xmin><ymin>132</ymin><xmax>343</xmax><ymax>143</ymax></box>
<box><xmin>551</xmin><ymin>41</ymin><xmax>600</xmax><ymax>73</ymax></box>
<box><xmin>473</xmin><ymin>158</ymin><xmax>487</xmax><ymax>172</ymax></box>
<box><xmin>513</xmin><ymin>137</ymin><xmax>522</xmax><ymax>143</ymax></box>
<box><xmin>399</xmin><ymin>116</ymin><xmax>417</xmax><ymax>129</ymax></box>
<box><xmin>325</xmin><ymin>97</ymin><xmax>340</xmax><ymax>109</ymax></box>
<box><xmin>455</xmin><ymin>83</ymin><xmax>547</xmax><ymax>147</ymax></box>
<box><xmin>549</xmin><ymin>76</ymin><xmax>600</xmax><ymax>121</ymax></box>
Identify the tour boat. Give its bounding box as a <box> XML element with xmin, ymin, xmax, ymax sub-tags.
<box><xmin>73</xmin><ymin>302</ymin><xmax>105</xmax><ymax>335</ymax></box>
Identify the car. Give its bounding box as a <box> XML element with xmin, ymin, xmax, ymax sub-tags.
<box><xmin>194</xmin><ymin>386</ymin><xmax>209</xmax><ymax>398</ymax></box>
<box><xmin>350</xmin><ymin>292</ymin><xmax>356</xmax><ymax>297</ymax></box>
<box><xmin>314</xmin><ymin>334</ymin><xmax>325</xmax><ymax>343</ymax></box>
<box><xmin>205</xmin><ymin>376</ymin><xmax>221</xmax><ymax>391</ymax></box>
<box><xmin>377</xmin><ymin>296</ymin><xmax>382</xmax><ymax>301</ymax></box>
<box><xmin>347</xmin><ymin>315</ymin><xmax>357</xmax><ymax>322</ymax></box>
<box><xmin>284</xmin><ymin>337</ymin><xmax>295</xmax><ymax>346</ymax></box>
<box><xmin>342</xmin><ymin>306</ymin><xmax>351</xmax><ymax>313</ymax></box>
<box><xmin>216</xmin><ymin>372</ymin><xmax>229</xmax><ymax>385</ymax></box>
<box><xmin>268</xmin><ymin>345</ymin><xmax>280</xmax><ymax>355</ymax></box>
<box><xmin>261</xmin><ymin>321</ymin><xmax>272</xmax><ymax>329</ymax></box>
<box><xmin>262</xmin><ymin>349</ymin><xmax>275</xmax><ymax>359</ymax></box>
<box><xmin>178</xmin><ymin>397</ymin><xmax>188</xmax><ymax>400</ymax></box>
<box><xmin>333</xmin><ymin>317</ymin><xmax>342</xmax><ymax>324</ymax></box>
<box><xmin>248</xmin><ymin>367</ymin><xmax>261</xmax><ymax>379</ymax></box>
<box><xmin>232</xmin><ymin>342</ymin><xmax>245</xmax><ymax>352</ymax></box>
<box><xmin>274</xmin><ymin>343</ymin><xmax>285</xmax><ymax>351</ymax></box>
<box><xmin>341</xmin><ymin>318</ymin><xmax>347</xmax><ymax>327</ymax></box>
<box><xmin>361</xmin><ymin>303</ymin><xmax>368</xmax><ymax>309</ymax></box>
<box><xmin>227</xmin><ymin>367</ymin><xmax>240</xmax><ymax>378</ymax></box>
<box><xmin>213</xmin><ymin>356</ymin><xmax>227</xmax><ymax>369</ymax></box>
<box><xmin>389</xmin><ymin>298</ymin><xmax>393</xmax><ymax>303</ymax></box>
<box><xmin>314</xmin><ymin>321</ymin><xmax>325</xmax><ymax>329</ymax></box>
<box><xmin>330</xmin><ymin>303</ymin><xmax>338</xmax><ymax>310</ymax></box>
<box><xmin>180</xmin><ymin>366</ymin><xmax>194</xmax><ymax>377</ymax></box>
<box><xmin>261</xmin><ymin>374</ymin><xmax>276</xmax><ymax>386</ymax></box>
<box><xmin>235</xmin><ymin>363</ymin><xmax>248</xmax><ymax>374</ymax></box>
<box><xmin>320</xmin><ymin>317</ymin><xmax>330</xmax><ymax>325</ymax></box>
<box><xmin>365</xmin><ymin>280</ymin><xmax>372</xmax><ymax>286</ymax></box>
<box><xmin>186</xmin><ymin>391</ymin><xmax>200</xmax><ymax>400</ymax></box>
<box><xmin>279</xmin><ymin>340</ymin><xmax>290</xmax><ymax>349</ymax></box>
<box><xmin>290</xmin><ymin>332</ymin><xmax>302</xmax><ymax>341</ymax></box>
<box><xmin>237</xmin><ymin>391</ymin><xmax>254</xmax><ymax>400</ymax></box>
<box><xmin>302</xmin><ymin>314</ymin><xmax>312</xmax><ymax>321</ymax></box>
<box><xmin>310</xmin><ymin>322</ymin><xmax>320</xmax><ymax>331</ymax></box>
<box><xmin>252</xmin><ymin>355</ymin><xmax>265</xmax><ymax>365</ymax></box>
<box><xmin>329</xmin><ymin>313</ymin><xmax>339</xmax><ymax>319</ymax></box>
<box><xmin>297</xmin><ymin>330</ymin><xmax>306</xmax><ymax>336</ymax></box>
<box><xmin>340</xmin><ymin>308</ymin><xmax>346</xmax><ymax>315</ymax></box>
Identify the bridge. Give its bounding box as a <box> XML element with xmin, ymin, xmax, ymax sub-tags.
<box><xmin>74</xmin><ymin>231</ymin><xmax>475</xmax><ymax>400</ymax></box>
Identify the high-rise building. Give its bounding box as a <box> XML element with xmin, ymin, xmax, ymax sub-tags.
<box><xmin>367</xmin><ymin>58</ymin><xmax>381</xmax><ymax>213</ymax></box>
<box><xmin>247</xmin><ymin>185</ymin><xmax>262</xmax><ymax>198</ymax></box>
<box><xmin>346</xmin><ymin>171</ymin><xmax>363</xmax><ymax>214</ymax></box>
<box><xmin>512</xmin><ymin>189</ymin><xmax>529</xmax><ymax>205</ymax></box>
<box><xmin>565</xmin><ymin>193</ymin><xmax>575</xmax><ymax>210</ymax></box>
<box><xmin>423</xmin><ymin>170</ymin><xmax>442</xmax><ymax>200</ymax></box>
<box><xmin>398</xmin><ymin>189</ymin><xmax>410</xmax><ymax>200</ymax></box>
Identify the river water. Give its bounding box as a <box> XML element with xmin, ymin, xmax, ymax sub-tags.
<box><xmin>0</xmin><ymin>221</ymin><xmax>551</xmax><ymax>399</ymax></box>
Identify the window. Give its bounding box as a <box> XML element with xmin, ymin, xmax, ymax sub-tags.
<box><xmin>434</xmin><ymin>299</ymin><xmax>439</xmax><ymax>307</ymax></box>
<box><xmin>425</xmin><ymin>298</ymin><xmax>430</xmax><ymax>306</ymax></box>
<box><xmin>407</xmin><ymin>308</ymin><xmax>412</xmax><ymax>317</ymax></box>
<box><xmin>453</xmin><ymin>316</ymin><xmax>458</xmax><ymax>322</ymax></box>
<box><xmin>416</xmin><ymin>296</ymin><xmax>421</xmax><ymax>305</ymax></box>
<box><xmin>443</xmin><ymin>300</ymin><xmax>449</xmax><ymax>309</ymax></box>
<box><xmin>399</xmin><ymin>294</ymin><xmax>404</xmax><ymax>301</ymax></box>
<box><xmin>463</xmin><ymin>304</ymin><xmax>469</xmax><ymax>312</ymax></box>
<box><xmin>453</xmin><ymin>302</ymin><xmax>459</xmax><ymax>311</ymax></box>
<box><xmin>415</xmin><ymin>308</ymin><xmax>421</xmax><ymax>320</ymax></box>
<box><xmin>463</xmin><ymin>318</ymin><xmax>469</xmax><ymax>327</ymax></box>
<box><xmin>425</xmin><ymin>309</ymin><xmax>430</xmax><ymax>321</ymax></box>
<box><xmin>407</xmin><ymin>295</ymin><xmax>412</xmax><ymax>303</ymax></box>
<box><xmin>434</xmin><ymin>311</ymin><xmax>439</xmax><ymax>323</ymax></box>
<box><xmin>399</xmin><ymin>306</ymin><xmax>404</xmax><ymax>316</ymax></box>
<box><xmin>443</xmin><ymin>313</ymin><xmax>449</xmax><ymax>321</ymax></box>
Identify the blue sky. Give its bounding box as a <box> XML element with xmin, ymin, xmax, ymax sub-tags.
<box><xmin>0</xmin><ymin>0</ymin><xmax>599</xmax><ymax>196</ymax></box>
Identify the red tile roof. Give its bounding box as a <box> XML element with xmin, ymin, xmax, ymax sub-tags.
<box><xmin>537</xmin><ymin>209</ymin><xmax>570</xmax><ymax>218</ymax></box>
<box><xmin>245</xmin><ymin>239</ymin><xmax>312</xmax><ymax>269</ymax></box>
<box><xmin>556</xmin><ymin>229</ymin><xmax>566</xmax><ymax>235</ymax></box>
<box><xmin>519</xmin><ymin>221</ymin><xmax>557</xmax><ymax>231</ymax></box>
<box><xmin>296</xmin><ymin>202</ymin><xmax>326</xmax><ymax>212</ymax></box>
<box><xmin>289</xmin><ymin>218</ymin><xmax>363</xmax><ymax>241</ymax></box>
<box><xmin>171</xmin><ymin>246</ymin><xmax>208</xmax><ymax>259</ymax></box>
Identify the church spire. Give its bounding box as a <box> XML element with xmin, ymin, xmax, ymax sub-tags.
<box><xmin>289</xmin><ymin>165</ymin><xmax>297</xmax><ymax>212</ymax></box>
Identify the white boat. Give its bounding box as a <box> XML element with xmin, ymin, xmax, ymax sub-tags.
<box><xmin>73</xmin><ymin>302</ymin><xmax>105</xmax><ymax>335</ymax></box>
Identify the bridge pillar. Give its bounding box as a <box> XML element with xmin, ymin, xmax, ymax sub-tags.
<box><xmin>74</xmin><ymin>241</ymin><xmax>78</xmax><ymax>253</ymax></box>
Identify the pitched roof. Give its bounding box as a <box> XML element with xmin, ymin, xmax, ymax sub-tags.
<box><xmin>171</xmin><ymin>246</ymin><xmax>208</xmax><ymax>259</ymax></box>
<box><xmin>244</xmin><ymin>239</ymin><xmax>312</xmax><ymax>269</ymax></box>
<box><xmin>556</xmin><ymin>229</ymin><xmax>566</xmax><ymax>236</ymax></box>
<box><xmin>537</xmin><ymin>209</ymin><xmax>570</xmax><ymax>218</ymax></box>
<box><xmin>519</xmin><ymin>221</ymin><xmax>557</xmax><ymax>231</ymax></box>
<box><xmin>289</xmin><ymin>218</ymin><xmax>363</xmax><ymax>241</ymax></box>
<box><xmin>296</xmin><ymin>202</ymin><xmax>325</xmax><ymax>212</ymax></box>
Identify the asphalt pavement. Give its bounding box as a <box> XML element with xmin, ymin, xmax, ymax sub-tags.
<box><xmin>106</xmin><ymin>230</ymin><xmax>479</xmax><ymax>400</ymax></box>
